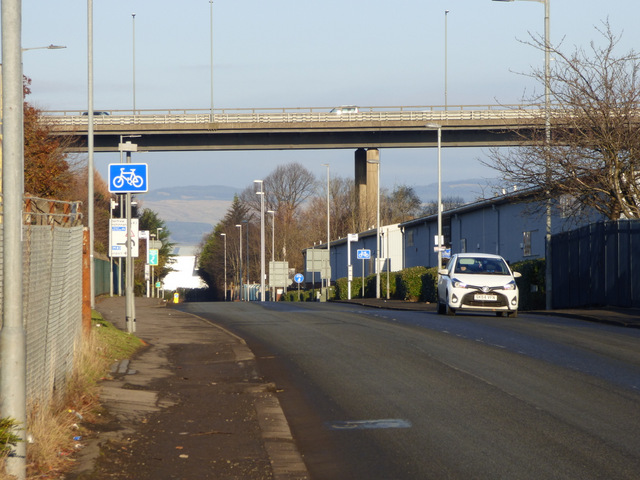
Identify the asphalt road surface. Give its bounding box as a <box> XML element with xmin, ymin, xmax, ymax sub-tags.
<box><xmin>180</xmin><ymin>301</ymin><xmax>640</xmax><ymax>480</ymax></box>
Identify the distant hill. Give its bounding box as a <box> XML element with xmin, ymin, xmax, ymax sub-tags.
<box><xmin>139</xmin><ymin>185</ymin><xmax>241</xmax><ymax>247</ymax></box>
<box><xmin>413</xmin><ymin>178</ymin><xmax>495</xmax><ymax>204</ymax></box>
<box><xmin>144</xmin><ymin>185</ymin><xmax>240</xmax><ymax>202</ymax></box>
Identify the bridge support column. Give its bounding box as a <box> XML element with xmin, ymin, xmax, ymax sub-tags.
<box><xmin>355</xmin><ymin>148</ymin><xmax>379</xmax><ymax>232</ymax></box>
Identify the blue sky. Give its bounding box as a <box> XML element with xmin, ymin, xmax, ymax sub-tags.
<box><xmin>20</xmin><ymin>0</ymin><xmax>640</xmax><ymax>192</ymax></box>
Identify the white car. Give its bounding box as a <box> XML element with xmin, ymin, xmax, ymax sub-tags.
<box><xmin>329</xmin><ymin>105</ymin><xmax>359</xmax><ymax>115</ymax></box>
<box><xmin>437</xmin><ymin>253</ymin><xmax>521</xmax><ymax>317</ymax></box>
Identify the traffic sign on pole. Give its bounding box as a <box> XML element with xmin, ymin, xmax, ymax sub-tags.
<box><xmin>357</xmin><ymin>249</ymin><xmax>371</xmax><ymax>260</ymax></box>
<box><xmin>108</xmin><ymin>163</ymin><xmax>149</xmax><ymax>193</ymax></box>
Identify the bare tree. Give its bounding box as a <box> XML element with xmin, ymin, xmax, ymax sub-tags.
<box><xmin>238</xmin><ymin>162</ymin><xmax>317</xmax><ymax>270</ymax></box>
<box><xmin>485</xmin><ymin>21</ymin><xmax>640</xmax><ymax>221</ymax></box>
<box><xmin>383</xmin><ymin>185</ymin><xmax>423</xmax><ymax>223</ymax></box>
<box><xmin>422</xmin><ymin>196</ymin><xmax>466</xmax><ymax>216</ymax></box>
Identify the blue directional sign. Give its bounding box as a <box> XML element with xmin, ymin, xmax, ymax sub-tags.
<box><xmin>294</xmin><ymin>273</ymin><xmax>304</xmax><ymax>284</ymax></box>
<box><xmin>108</xmin><ymin>163</ymin><xmax>149</xmax><ymax>193</ymax></box>
<box><xmin>357</xmin><ymin>249</ymin><xmax>371</xmax><ymax>260</ymax></box>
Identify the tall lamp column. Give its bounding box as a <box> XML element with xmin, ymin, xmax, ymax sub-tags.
<box><xmin>426</xmin><ymin>124</ymin><xmax>443</xmax><ymax>269</ymax></box>
<box><xmin>220</xmin><ymin>233</ymin><xmax>227</xmax><ymax>301</ymax></box>
<box><xmin>255</xmin><ymin>180</ymin><xmax>265</xmax><ymax>302</ymax></box>
<box><xmin>236</xmin><ymin>224</ymin><xmax>243</xmax><ymax>301</ymax></box>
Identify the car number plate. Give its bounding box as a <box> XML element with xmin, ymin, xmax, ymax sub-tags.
<box><xmin>475</xmin><ymin>294</ymin><xmax>497</xmax><ymax>301</ymax></box>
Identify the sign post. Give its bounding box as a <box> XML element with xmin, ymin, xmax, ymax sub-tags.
<box><xmin>110</xmin><ymin>142</ymin><xmax>147</xmax><ymax>333</ymax></box>
<box><xmin>347</xmin><ymin>234</ymin><xmax>358</xmax><ymax>300</ymax></box>
<box><xmin>357</xmin><ymin>249</ymin><xmax>371</xmax><ymax>298</ymax></box>
<box><xmin>294</xmin><ymin>273</ymin><xmax>304</xmax><ymax>301</ymax></box>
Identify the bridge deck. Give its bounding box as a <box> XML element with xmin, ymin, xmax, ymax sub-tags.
<box><xmin>42</xmin><ymin>105</ymin><xmax>546</xmax><ymax>152</ymax></box>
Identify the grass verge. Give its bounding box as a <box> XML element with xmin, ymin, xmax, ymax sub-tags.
<box><xmin>0</xmin><ymin>310</ymin><xmax>144</xmax><ymax>479</ymax></box>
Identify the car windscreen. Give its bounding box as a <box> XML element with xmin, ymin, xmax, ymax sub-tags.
<box><xmin>455</xmin><ymin>257</ymin><xmax>510</xmax><ymax>275</ymax></box>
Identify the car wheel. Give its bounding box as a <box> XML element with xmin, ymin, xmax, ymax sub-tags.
<box><xmin>507</xmin><ymin>310</ymin><xmax>518</xmax><ymax>318</ymax></box>
<box><xmin>445</xmin><ymin>303</ymin><xmax>456</xmax><ymax>316</ymax></box>
<box><xmin>496</xmin><ymin>312</ymin><xmax>504</xmax><ymax>317</ymax></box>
<box><xmin>437</xmin><ymin>298</ymin><xmax>446</xmax><ymax>315</ymax></box>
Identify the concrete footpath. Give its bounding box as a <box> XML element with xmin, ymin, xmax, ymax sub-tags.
<box><xmin>69</xmin><ymin>296</ymin><xmax>310</xmax><ymax>480</ymax></box>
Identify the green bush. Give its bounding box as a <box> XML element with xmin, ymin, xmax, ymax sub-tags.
<box><xmin>396</xmin><ymin>266</ymin><xmax>429</xmax><ymax>301</ymax></box>
<box><xmin>511</xmin><ymin>259</ymin><xmax>546</xmax><ymax>311</ymax></box>
<box><xmin>380</xmin><ymin>271</ymin><xmax>398</xmax><ymax>299</ymax></box>
<box><xmin>334</xmin><ymin>276</ymin><xmax>365</xmax><ymax>299</ymax></box>
<box><xmin>420</xmin><ymin>267</ymin><xmax>439</xmax><ymax>303</ymax></box>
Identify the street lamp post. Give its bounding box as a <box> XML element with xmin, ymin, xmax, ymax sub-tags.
<box><xmin>119</xmin><ymin>141</ymin><xmax>138</xmax><ymax>333</ymax></box>
<box><xmin>322</xmin><ymin>164</ymin><xmax>331</xmax><ymax>298</ymax></box>
<box><xmin>493</xmin><ymin>0</ymin><xmax>551</xmax><ymax>309</ymax></box>
<box><xmin>132</xmin><ymin>13</ymin><xmax>136</xmax><ymax>114</ymax></box>
<box><xmin>255</xmin><ymin>180</ymin><xmax>265</xmax><ymax>302</ymax></box>
<box><xmin>267</xmin><ymin>210</ymin><xmax>275</xmax><ymax>301</ymax></box>
<box><xmin>1</xmin><ymin>2</ymin><xmax>28</xmax><ymax>474</ymax></box>
<box><xmin>243</xmin><ymin>219</ymin><xmax>249</xmax><ymax>287</ymax></box>
<box><xmin>220</xmin><ymin>233</ymin><xmax>227</xmax><ymax>301</ymax></box>
<box><xmin>445</xmin><ymin>10</ymin><xmax>449</xmax><ymax>110</ymax></box>
<box><xmin>365</xmin><ymin>157</ymin><xmax>381</xmax><ymax>298</ymax></box>
<box><xmin>210</xmin><ymin>0</ymin><xmax>214</xmax><ymax>121</ymax></box>
<box><xmin>236</xmin><ymin>224</ymin><xmax>243</xmax><ymax>301</ymax></box>
<box><xmin>426</xmin><ymin>124</ymin><xmax>443</xmax><ymax>270</ymax></box>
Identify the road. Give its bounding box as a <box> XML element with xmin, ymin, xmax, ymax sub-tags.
<box><xmin>180</xmin><ymin>301</ymin><xmax>640</xmax><ymax>480</ymax></box>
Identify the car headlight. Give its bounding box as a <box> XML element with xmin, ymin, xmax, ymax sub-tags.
<box><xmin>503</xmin><ymin>280</ymin><xmax>517</xmax><ymax>290</ymax></box>
<box><xmin>452</xmin><ymin>278</ymin><xmax>468</xmax><ymax>288</ymax></box>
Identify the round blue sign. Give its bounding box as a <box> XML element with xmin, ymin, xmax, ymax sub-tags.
<box><xmin>294</xmin><ymin>273</ymin><xmax>304</xmax><ymax>284</ymax></box>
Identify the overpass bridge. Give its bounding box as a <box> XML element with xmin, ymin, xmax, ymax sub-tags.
<box><xmin>42</xmin><ymin>104</ymin><xmax>546</xmax><ymax>153</ymax></box>
<box><xmin>43</xmin><ymin>103</ymin><xmax>549</xmax><ymax>231</ymax></box>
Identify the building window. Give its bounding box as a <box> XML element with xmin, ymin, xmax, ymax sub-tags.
<box><xmin>407</xmin><ymin>230</ymin><xmax>414</xmax><ymax>247</ymax></box>
<box><xmin>460</xmin><ymin>238</ymin><xmax>467</xmax><ymax>253</ymax></box>
<box><xmin>523</xmin><ymin>231</ymin><xmax>532</xmax><ymax>257</ymax></box>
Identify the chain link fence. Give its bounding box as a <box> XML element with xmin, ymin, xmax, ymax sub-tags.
<box><xmin>1</xmin><ymin>197</ymin><xmax>84</xmax><ymax>404</ymax></box>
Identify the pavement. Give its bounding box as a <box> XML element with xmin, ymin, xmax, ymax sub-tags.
<box><xmin>68</xmin><ymin>295</ymin><xmax>640</xmax><ymax>479</ymax></box>
<box><xmin>69</xmin><ymin>296</ymin><xmax>310</xmax><ymax>480</ymax></box>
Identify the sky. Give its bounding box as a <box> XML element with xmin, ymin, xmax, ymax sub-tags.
<box><xmin>17</xmin><ymin>0</ymin><xmax>640</xmax><ymax>193</ymax></box>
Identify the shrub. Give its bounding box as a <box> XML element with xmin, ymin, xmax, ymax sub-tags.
<box><xmin>511</xmin><ymin>259</ymin><xmax>546</xmax><ymax>311</ymax></box>
<box><xmin>396</xmin><ymin>266</ymin><xmax>429</xmax><ymax>301</ymax></box>
<box><xmin>420</xmin><ymin>267</ymin><xmax>439</xmax><ymax>303</ymax></box>
<box><xmin>334</xmin><ymin>276</ymin><xmax>364</xmax><ymax>299</ymax></box>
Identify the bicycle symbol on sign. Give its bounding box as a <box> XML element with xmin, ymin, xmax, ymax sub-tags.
<box><xmin>112</xmin><ymin>168</ymin><xmax>144</xmax><ymax>189</ymax></box>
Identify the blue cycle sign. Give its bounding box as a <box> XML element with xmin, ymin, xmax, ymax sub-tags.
<box><xmin>108</xmin><ymin>163</ymin><xmax>149</xmax><ymax>193</ymax></box>
<box><xmin>357</xmin><ymin>249</ymin><xmax>371</xmax><ymax>260</ymax></box>
<box><xmin>294</xmin><ymin>273</ymin><xmax>304</xmax><ymax>284</ymax></box>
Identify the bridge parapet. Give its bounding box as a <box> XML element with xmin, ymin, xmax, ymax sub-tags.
<box><xmin>41</xmin><ymin>104</ymin><xmax>549</xmax><ymax>152</ymax></box>
<box><xmin>42</xmin><ymin>104</ymin><xmax>547</xmax><ymax>129</ymax></box>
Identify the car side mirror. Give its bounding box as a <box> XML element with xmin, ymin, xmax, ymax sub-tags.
<box><xmin>513</xmin><ymin>271</ymin><xmax>522</xmax><ymax>278</ymax></box>
<box><xmin>438</xmin><ymin>269</ymin><xmax>449</xmax><ymax>276</ymax></box>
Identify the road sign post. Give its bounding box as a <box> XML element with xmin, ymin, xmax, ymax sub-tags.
<box><xmin>356</xmin><ymin>249</ymin><xmax>371</xmax><ymax>298</ymax></box>
<box><xmin>347</xmin><ymin>234</ymin><xmax>358</xmax><ymax>300</ymax></box>
<box><xmin>294</xmin><ymin>273</ymin><xmax>304</xmax><ymax>301</ymax></box>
